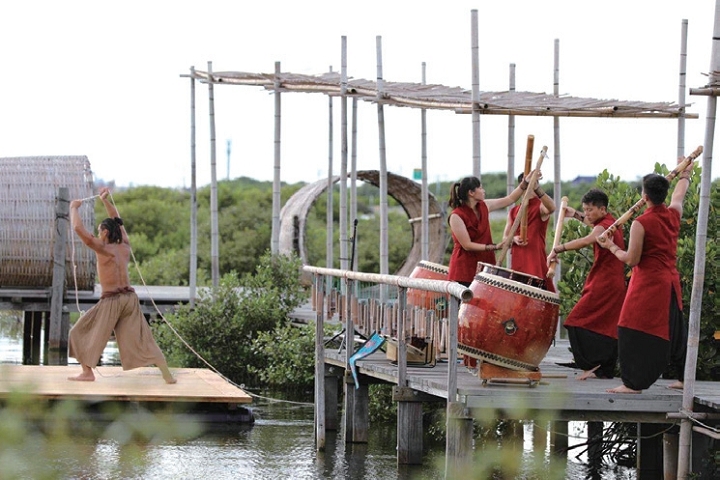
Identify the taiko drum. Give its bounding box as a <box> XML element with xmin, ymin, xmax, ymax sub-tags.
<box><xmin>406</xmin><ymin>260</ymin><xmax>449</xmax><ymax>315</ymax></box>
<box><xmin>458</xmin><ymin>262</ymin><xmax>560</xmax><ymax>371</ymax></box>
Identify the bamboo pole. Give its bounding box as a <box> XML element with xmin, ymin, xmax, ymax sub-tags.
<box><xmin>496</xmin><ymin>146</ymin><xmax>547</xmax><ymax>265</ymax></box>
<box><xmin>520</xmin><ymin>135</ymin><xmax>534</xmax><ymax>242</ymax></box>
<box><xmin>471</xmin><ymin>9</ymin><xmax>481</xmax><ymax>178</ymax></box>
<box><xmin>340</xmin><ymin>38</ymin><xmax>349</xmax><ymax>272</ymax></box>
<box><xmin>376</xmin><ymin>36</ymin><xmax>389</xmax><ymax>304</ymax></box>
<box><xmin>678</xmin><ymin>5</ymin><xmax>720</xmax><ymax>477</ymax></box>
<box><xmin>326</xmin><ymin>65</ymin><xmax>334</xmax><ymax>276</ymax></box>
<box><xmin>506</xmin><ymin>63</ymin><xmax>516</xmax><ymax>268</ymax></box>
<box><xmin>552</xmin><ymin>39</ymin><xmax>562</xmax><ymax>296</ymax></box>
<box><xmin>547</xmin><ymin>196</ymin><xmax>568</xmax><ymax>279</ymax></box>
<box><xmin>677</xmin><ymin>20</ymin><xmax>688</xmax><ymax>161</ymax></box>
<box><xmin>207</xmin><ymin>61</ymin><xmax>220</xmax><ymax>287</ymax></box>
<box><xmin>189</xmin><ymin>66</ymin><xmax>198</xmax><ymax>307</ymax></box>
<box><xmin>421</xmin><ymin>62</ymin><xmax>429</xmax><ymax>261</ymax></box>
<box><xmin>272</xmin><ymin>61</ymin><xmax>282</xmax><ymax>256</ymax></box>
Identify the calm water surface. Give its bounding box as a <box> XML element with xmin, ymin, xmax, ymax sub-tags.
<box><xmin>0</xmin><ymin>313</ymin><xmax>635</xmax><ymax>479</ymax></box>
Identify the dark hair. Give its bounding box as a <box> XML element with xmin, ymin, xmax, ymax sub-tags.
<box><xmin>100</xmin><ymin>217</ymin><xmax>124</xmax><ymax>244</ymax></box>
<box><xmin>642</xmin><ymin>173</ymin><xmax>669</xmax><ymax>205</ymax></box>
<box><xmin>581</xmin><ymin>188</ymin><xmax>609</xmax><ymax>208</ymax></box>
<box><xmin>448</xmin><ymin>176</ymin><xmax>481</xmax><ymax>209</ymax></box>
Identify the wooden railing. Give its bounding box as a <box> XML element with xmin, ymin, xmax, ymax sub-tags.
<box><xmin>303</xmin><ymin>265</ymin><xmax>472</xmax><ymax>449</ymax></box>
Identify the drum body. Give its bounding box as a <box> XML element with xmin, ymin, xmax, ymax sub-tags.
<box><xmin>406</xmin><ymin>260</ymin><xmax>449</xmax><ymax>315</ymax></box>
<box><xmin>459</xmin><ymin>263</ymin><xmax>560</xmax><ymax>371</ymax></box>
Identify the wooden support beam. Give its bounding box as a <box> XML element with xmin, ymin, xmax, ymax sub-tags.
<box><xmin>397</xmin><ymin>401</ymin><xmax>423</xmax><ymax>465</ymax></box>
<box><xmin>637</xmin><ymin>422</ymin><xmax>665</xmax><ymax>479</ymax></box>
<box><xmin>445</xmin><ymin>400</ymin><xmax>474</xmax><ymax>473</ymax></box>
<box><xmin>344</xmin><ymin>372</ymin><xmax>369</xmax><ymax>443</ymax></box>
<box><xmin>48</xmin><ymin>187</ymin><xmax>69</xmax><ymax>365</ymax></box>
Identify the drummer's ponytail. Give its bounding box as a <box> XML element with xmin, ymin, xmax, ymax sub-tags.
<box><xmin>449</xmin><ymin>176</ymin><xmax>481</xmax><ymax>209</ymax></box>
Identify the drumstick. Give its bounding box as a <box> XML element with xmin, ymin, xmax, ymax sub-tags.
<box><xmin>496</xmin><ymin>146</ymin><xmax>548</xmax><ymax>265</ymax></box>
<box><xmin>598</xmin><ymin>145</ymin><xmax>703</xmax><ymax>242</ymax></box>
<box><xmin>520</xmin><ymin>135</ymin><xmax>534</xmax><ymax>243</ymax></box>
<box><xmin>546</xmin><ymin>196</ymin><xmax>568</xmax><ymax>279</ymax></box>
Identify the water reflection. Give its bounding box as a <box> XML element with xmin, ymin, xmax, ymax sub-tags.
<box><xmin>0</xmin><ymin>313</ymin><xmax>635</xmax><ymax>479</ymax></box>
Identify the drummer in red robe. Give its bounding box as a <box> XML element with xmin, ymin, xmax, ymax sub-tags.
<box><xmin>597</xmin><ymin>160</ymin><xmax>693</xmax><ymax>394</ymax></box>
<box><xmin>547</xmin><ymin>189</ymin><xmax>627</xmax><ymax>380</ymax></box>
<box><xmin>503</xmin><ymin>173</ymin><xmax>556</xmax><ymax>291</ymax></box>
<box><xmin>447</xmin><ymin>174</ymin><xmax>531</xmax><ymax>286</ymax></box>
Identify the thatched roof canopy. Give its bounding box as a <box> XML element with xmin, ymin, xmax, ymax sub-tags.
<box><xmin>190</xmin><ymin>70</ymin><xmax>695</xmax><ymax>119</ymax></box>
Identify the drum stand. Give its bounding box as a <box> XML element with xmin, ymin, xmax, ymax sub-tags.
<box><xmin>478</xmin><ymin>361</ymin><xmax>542</xmax><ymax>388</ymax></box>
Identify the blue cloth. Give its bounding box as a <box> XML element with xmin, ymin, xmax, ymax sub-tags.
<box><xmin>348</xmin><ymin>332</ymin><xmax>385</xmax><ymax>389</ymax></box>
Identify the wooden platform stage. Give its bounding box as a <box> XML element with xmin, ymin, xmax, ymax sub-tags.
<box><xmin>328</xmin><ymin>339</ymin><xmax>720</xmax><ymax>423</ymax></box>
<box><xmin>0</xmin><ymin>365</ymin><xmax>252</xmax><ymax>405</ymax></box>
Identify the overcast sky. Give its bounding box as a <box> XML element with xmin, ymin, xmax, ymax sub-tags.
<box><xmin>0</xmin><ymin>1</ymin><xmax>717</xmax><ymax>189</ymax></box>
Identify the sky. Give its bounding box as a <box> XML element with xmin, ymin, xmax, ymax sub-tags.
<box><xmin>0</xmin><ymin>1</ymin><xmax>718</xmax><ymax>189</ymax></box>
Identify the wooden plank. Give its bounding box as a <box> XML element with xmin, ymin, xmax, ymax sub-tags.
<box><xmin>0</xmin><ymin>365</ymin><xmax>251</xmax><ymax>404</ymax></box>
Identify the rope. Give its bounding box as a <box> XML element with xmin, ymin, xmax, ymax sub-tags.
<box><xmin>69</xmin><ymin>192</ymin><xmax>312</xmax><ymax>406</ymax></box>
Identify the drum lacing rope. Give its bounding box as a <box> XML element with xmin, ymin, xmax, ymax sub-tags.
<box><xmin>69</xmin><ymin>193</ymin><xmax>312</xmax><ymax>407</ymax></box>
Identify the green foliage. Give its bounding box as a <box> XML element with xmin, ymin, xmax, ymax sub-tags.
<box><xmin>154</xmin><ymin>252</ymin><xmax>308</xmax><ymax>386</ymax></box>
<box><xmin>249</xmin><ymin>322</ymin><xmax>337</xmax><ymax>392</ymax></box>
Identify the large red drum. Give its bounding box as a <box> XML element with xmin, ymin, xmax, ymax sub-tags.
<box><xmin>407</xmin><ymin>260</ymin><xmax>449</xmax><ymax>315</ymax></box>
<box><xmin>458</xmin><ymin>262</ymin><xmax>560</xmax><ymax>371</ymax></box>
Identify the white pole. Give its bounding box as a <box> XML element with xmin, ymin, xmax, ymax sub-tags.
<box><xmin>189</xmin><ymin>66</ymin><xmax>198</xmax><ymax>306</ymax></box>
<box><xmin>677</xmin><ymin>20</ymin><xmax>688</xmax><ymax>160</ymax></box>
<box><xmin>470</xmin><ymin>9</ymin><xmax>481</xmax><ymax>178</ymax></box>
<box><xmin>340</xmin><ymin>38</ymin><xmax>349</xmax><ymax>272</ymax></box>
<box><xmin>552</xmin><ymin>39</ymin><xmax>562</xmax><ymax>299</ymax></box>
<box><xmin>506</xmin><ymin>63</ymin><xmax>516</xmax><ymax>268</ymax></box>
<box><xmin>326</xmin><ymin>66</ymin><xmax>334</xmax><ymax>275</ymax></box>
<box><xmin>677</xmin><ymin>7</ymin><xmax>719</xmax><ymax>478</ymax></box>
<box><xmin>376</xmin><ymin>36</ymin><xmax>389</xmax><ymax>303</ymax></box>
<box><xmin>272</xmin><ymin>61</ymin><xmax>282</xmax><ymax>255</ymax></box>
<box><xmin>207</xmin><ymin>61</ymin><xmax>220</xmax><ymax>287</ymax></box>
<box><xmin>421</xmin><ymin>62</ymin><xmax>429</xmax><ymax>261</ymax></box>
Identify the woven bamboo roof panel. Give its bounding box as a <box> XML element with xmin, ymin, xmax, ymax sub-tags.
<box><xmin>0</xmin><ymin>156</ymin><xmax>96</xmax><ymax>290</ymax></box>
<box><xmin>279</xmin><ymin>170</ymin><xmax>445</xmax><ymax>279</ymax></box>
<box><xmin>191</xmin><ymin>70</ymin><xmax>695</xmax><ymax>119</ymax></box>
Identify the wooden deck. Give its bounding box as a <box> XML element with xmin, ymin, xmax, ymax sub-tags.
<box><xmin>327</xmin><ymin>339</ymin><xmax>720</xmax><ymax>423</ymax></box>
<box><xmin>0</xmin><ymin>365</ymin><xmax>252</xmax><ymax>404</ymax></box>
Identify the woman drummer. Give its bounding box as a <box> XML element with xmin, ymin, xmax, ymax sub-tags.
<box><xmin>447</xmin><ymin>174</ymin><xmax>532</xmax><ymax>286</ymax></box>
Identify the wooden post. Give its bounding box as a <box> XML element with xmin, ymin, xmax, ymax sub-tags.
<box><xmin>376</xmin><ymin>36</ymin><xmax>389</xmax><ymax>301</ymax></box>
<box><xmin>314</xmin><ymin>274</ymin><xmax>326</xmax><ymax>450</ymax></box>
<box><xmin>638</xmin><ymin>423</ymin><xmax>664</xmax><ymax>479</ymax></box>
<box><xmin>663</xmin><ymin>431</ymin><xmax>679</xmax><ymax>479</ymax></box>
<box><xmin>23</xmin><ymin>311</ymin><xmax>43</xmax><ymax>365</ymax></box>
<box><xmin>48</xmin><ymin>187</ymin><xmax>69</xmax><ymax>365</ymax></box>
<box><xmin>324</xmin><ymin>364</ymin><xmax>340</xmax><ymax>431</ymax></box>
<box><xmin>395</xmin><ymin>386</ymin><xmax>423</xmax><ymax>465</ymax></box>
<box><xmin>344</xmin><ymin>372</ymin><xmax>369</xmax><ymax>443</ymax></box>
<box><xmin>587</xmin><ymin>421</ymin><xmax>604</xmax><ymax>472</ymax></box>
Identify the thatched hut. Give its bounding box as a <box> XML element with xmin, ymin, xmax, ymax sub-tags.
<box><xmin>0</xmin><ymin>156</ymin><xmax>96</xmax><ymax>290</ymax></box>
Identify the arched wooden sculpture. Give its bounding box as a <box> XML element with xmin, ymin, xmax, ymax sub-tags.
<box><xmin>278</xmin><ymin>170</ymin><xmax>446</xmax><ymax>277</ymax></box>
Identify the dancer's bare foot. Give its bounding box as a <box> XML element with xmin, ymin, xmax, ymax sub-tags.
<box><xmin>68</xmin><ymin>365</ymin><xmax>95</xmax><ymax>381</ymax></box>
<box><xmin>607</xmin><ymin>385</ymin><xmax>641</xmax><ymax>394</ymax></box>
<box><xmin>667</xmin><ymin>381</ymin><xmax>684</xmax><ymax>390</ymax></box>
<box><xmin>576</xmin><ymin>365</ymin><xmax>600</xmax><ymax>381</ymax></box>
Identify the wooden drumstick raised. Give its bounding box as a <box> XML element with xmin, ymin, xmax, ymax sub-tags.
<box><xmin>546</xmin><ymin>196</ymin><xmax>568</xmax><ymax>279</ymax></box>
<box><xmin>598</xmin><ymin>145</ymin><xmax>703</xmax><ymax>242</ymax></box>
<box><xmin>496</xmin><ymin>145</ymin><xmax>548</xmax><ymax>266</ymax></box>
<box><xmin>520</xmin><ymin>135</ymin><xmax>534</xmax><ymax>243</ymax></box>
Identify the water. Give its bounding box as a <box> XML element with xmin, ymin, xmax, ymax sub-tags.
<box><xmin>0</xmin><ymin>312</ymin><xmax>634</xmax><ymax>479</ymax></box>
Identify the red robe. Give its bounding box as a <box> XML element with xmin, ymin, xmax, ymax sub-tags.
<box><xmin>617</xmin><ymin>204</ymin><xmax>682</xmax><ymax>340</ymax></box>
<box><xmin>508</xmin><ymin>197</ymin><xmax>554</xmax><ymax>291</ymax></box>
<box><xmin>563</xmin><ymin>214</ymin><xmax>626</xmax><ymax>338</ymax></box>
<box><xmin>448</xmin><ymin>202</ymin><xmax>495</xmax><ymax>284</ymax></box>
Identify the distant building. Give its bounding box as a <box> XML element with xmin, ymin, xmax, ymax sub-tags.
<box><xmin>570</xmin><ymin>176</ymin><xmax>596</xmax><ymax>185</ymax></box>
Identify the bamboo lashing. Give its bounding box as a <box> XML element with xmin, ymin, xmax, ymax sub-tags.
<box><xmin>546</xmin><ymin>196</ymin><xmax>568</xmax><ymax>279</ymax></box>
<box><xmin>496</xmin><ymin>145</ymin><xmax>548</xmax><ymax>265</ymax></box>
<box><xmin>597</xmin><ymin>145</ymin><xmax>703</xmax><ymax>242</ymax></box>
<box><xmin>520</xmin><ymin>135</ymin><xmax>534</xmax><ymax>242</ymax></box>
